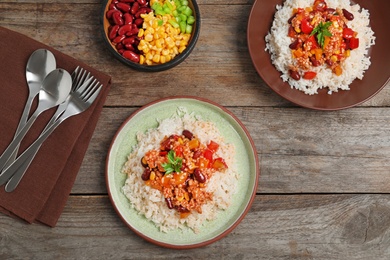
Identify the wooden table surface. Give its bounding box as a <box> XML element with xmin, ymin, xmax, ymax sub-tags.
<box><xmin>1</xmin><ymin>0</ymin><xmax>390</xmax><ymax>259</ymax></box>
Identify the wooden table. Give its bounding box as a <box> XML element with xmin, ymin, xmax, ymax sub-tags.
<box><xmin>1</xmin><ymin>0</ymin><xmax>390</xmax><ymax>259</ymax></box>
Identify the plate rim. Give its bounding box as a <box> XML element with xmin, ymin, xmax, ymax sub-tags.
<box><xmin>105</xmin><ymin>95</ymin><xmax>260</xmax><ymax>249</ymax></box>
<box><xmin>247</xmin><ymin>0</ymin><xmax>390</xmax><ymax>111</ymax></box>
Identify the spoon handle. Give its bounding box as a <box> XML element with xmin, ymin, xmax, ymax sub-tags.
<box><xmin>3</xmin><ymin>93</ymin><xmax>36</xmax><ymax>170</ymax></box>
<box><xmin>0</xmin><ymin>117</ymin><xmax>63</xmax><ymax>188</ymax></box>
<box><xmin>0</xmin><ymin>111</ymin><xmax>38</xmax><ymax>172</ymax></box>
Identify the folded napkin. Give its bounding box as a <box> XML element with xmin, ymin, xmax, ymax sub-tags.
<box><xmin>0</xmin><ymin>26</ymin><xmax>111</xmax><ymax>227</ymax></box>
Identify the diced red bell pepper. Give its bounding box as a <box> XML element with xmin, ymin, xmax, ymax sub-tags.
<box><xmin>303</xmin><ymin>71</ymin><xmax>317</xmax><ymax>80</ymax></box>
<box><xmin>349</xmin><ymin>37</ymin><xmax>359</xmax><ymax>50</ymax></box>
<box><xmin>207</xmin><ymin>140</ymin><xmax>219</xmax><ymax>152</ymax></box>
<box><xmin>306</xmin><ymin>35</ymin><xmax>319</xmax><ymax>50</ymax></box>
<box><xmin>203</xmin><ymin>149</ymin><xmax>213</xmax><ymax>162</ymax></box>
<box><xmin>301</xmin><ymin>18</ymin><xmax>313</xmax><ymax>34</ymax></box>
<box><xmin>174</xmin><ymin>145</ymin><xmax>183</xmax><ymax>157</ymax></box>
<box><xmin>212</xmin><ymin>158</ymin><xmax>228</xmax><ymax>170</ymax></box>
<box><xmin>342</xmin><ymin>28</ymin><xmax>354</xmax><ymax>39</ymax></box>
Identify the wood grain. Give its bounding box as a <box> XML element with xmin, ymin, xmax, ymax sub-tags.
<box><xmin>2</xmin><ymin>195</ymin><xmax>390</xmax><ymax>259</ymax></box>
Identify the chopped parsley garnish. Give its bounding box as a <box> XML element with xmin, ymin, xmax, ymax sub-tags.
<box><xmin>310</xmin><ymin>21</ymin><xmax>333</xmax><ymax>48</ymax></box>
<box><xmin>162</xmin><ymin>150</ymin><xmax>182</xmax><ymax>174</ymax></box>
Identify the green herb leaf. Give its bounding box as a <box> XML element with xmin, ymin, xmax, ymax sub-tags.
<box><xmin>310</xmin><ymin>21</ymin><xmax>332</xmax><ymax>48</ymax></box>
<box><xmin>162</xmin><ymin>150</ymin><xmax>182</xmax><ymax>175</ymax></box>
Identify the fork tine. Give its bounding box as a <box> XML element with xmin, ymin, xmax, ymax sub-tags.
<box><xmin>85</xmin><ymin>84</ymin><xmax>102</xmax><ymax>105</ymax></box>
<box><xmin>79</xmin><ymin>78</ymin><xmax>98</xmax><ymax>99</ymax></box>
<box><xmin>74</xmin><ymin>76</ymin><xmax>94</xmax><ymax>95</ymax></box>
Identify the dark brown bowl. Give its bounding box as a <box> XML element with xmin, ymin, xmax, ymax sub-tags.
<box><xmin>100</xmin><ymin>0</ymin><xmax>200</xmax><ymax>72</ymax></box>
<box><xmin>247</xmin><ymin>0</ymin><xmax>390</xmax><ymax>110</ymax></box>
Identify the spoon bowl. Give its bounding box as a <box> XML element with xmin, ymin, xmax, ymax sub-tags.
<box><xmin>4</xmin><ymin>49</ymin><xmax>57</xmax><ymax>169</ymax></box>
<box><xmin>26</xmin><ymin>49</ymin><xmax>57</xmax><ymax>94</ymax></box>
<box><xmin>0</xmin><ymin>68</ymin><xmax>72</xmax><ymax>172</ymax></box>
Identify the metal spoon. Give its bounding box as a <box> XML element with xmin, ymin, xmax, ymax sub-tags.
<box><xmin>4</xmin><ymin>49</ymin><xmax>56</xmax><ymax>169</ymax></box>
<box><xmin>0</xmin><ymin>68</ymin><xmax>72</xmax><ymax>172</ymax></box>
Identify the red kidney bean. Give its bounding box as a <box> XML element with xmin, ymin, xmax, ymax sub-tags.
<box><xmin>326</xmin><ymin>59</ymin><xmax>334</xmax><ymax>67</ymax></box>
<box><xmin>124</xmin><ymin>44</ymin><xmax>135</xmax><ymax>51</ymax></box>
<box><xmin>135</xmin><ymin>7</ymin><xmax>149</xmax><ymax>18</ymax></box>
<box><xmin>140</xmin><ymin>157</ymin><xmax>148</xmax><ymax>167</ymax></box>
<box><xmin>106</xmin><ymin>9</ymin><xmax>117</xmax><ymax>19</ymax></box>
<box><xmin>130</xmin><ymin>2</ymin><xmax>139</xmax><ymax>15</ymax></box>
<box><xmin>342</xmin><ymin>9</ymin><xmax>354</xmax><ymax>21</ymax></box>
<box><xmin>326</xmin><ymin>8</ymin><xmax>335</xmax><ymax>14</ymax></box>
<box><xmin>118</xmin><ymin>24</ymin><xmax>133</xmax><ymax>35</ymax></box>
<box><xmin>118</xmin><ymin>49</ymin><xmax>125</xmax><ymax>55</ymax></box>
<box><xmin>165</xmin><ymin>198</ymin><xmax>174</xmax><ymax>209</ymax></box>
<box><xmin>141</xmin><ymin>168</ymin><xmax>151</xmax><ymax>181</ymax></box>
<box><xmin>182</xmin><ymin>130</ymin><xmax>193</xmax><ymax>140</ymax></box>
<box><xmin>108</xmin><ymin>25</ymin><xmax>119</xmax><ymax>40</ymax></box>
<box><xmin>134</xmin><ymin>18</ymin><xmax>143</xmax><ymax>27</ymax></box>
<box><xmin>112</xmin><ymin>11</ymin><xmax>124</xmax><ymax>25</ymax></box>
<box><xmin>123</xmin><ymin>13</ymin><xmax>133</xmax><ymax>24</ymax></box>
<box><xmin>137</xmin><ymin>0</ymin><xmax>147</xmax><ymax>6</ymax></box>
<box><xmin>310</xmin><ymin>56</ymin><xmax>321</xmax><ymax>67</ymax></box>
<box><xmin>287</xmin><ymin>14</ymin><xmax>295</xmax><ymax>24</ymax></box>
<box><xmin>289</xmin><ymin>69</ymin><xmax>300</xmax><ymax>80</ymax></box>
<box><xmin>289</xmin><ymin>38</ymin><xmax>301</xmax><ymax>50</ymax></box>
<box><xmin>193</xmin><ymin>168</ymin><xmax>206</xmax><ymax>183</ymax></box>
<box><xmin>176</xmin><ymin>206</ymin><xmax>189</xmax><ymax>213</ymax></box>
<box><xmin>115</xmin><ymin>43</ymin><xmax>124</xmax><ymax>51</ymax></box>
<box><xmin>123</xmin><ymin>50</ymin><xmax>140</xmax><ymax>62</ymax></box>
<box><xmin>113</xmin><ymin>35</ymin><xmax>126</xmax><ymax>43</ymax></box>
<box><xmin>116</xmin><ymin>2</ymin><xmax>131</xmax><ymax>13</ymax></box>
<box><xmin>193</xmin><ymin>150</ymin><xmax>202</xmax><ymax>159</ymax></box>
<box><xmin>122</xmin><ymin>36</ymin><xmax>136</xmax><ymax>45</ymax></box>
<box><xmin>109</xmin><ymin>3</ymin><xmax>117</xmax><ymax>10</ymax></box>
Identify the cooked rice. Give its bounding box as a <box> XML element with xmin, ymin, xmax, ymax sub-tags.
<box><xmin>265</xmin><ymin>0</ymin><xmax>376</xmax><ymax>95</ymax></box>
<box><xmin>121</xmin><ymin>108</ymin><xmax>238</xmax><ymax>233</ymax></box>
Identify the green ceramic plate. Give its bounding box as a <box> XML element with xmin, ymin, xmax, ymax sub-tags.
<box><xmin>105</xmin><ymin>96</ymin><xmax>259</xmax><ymax>249</ymax></box>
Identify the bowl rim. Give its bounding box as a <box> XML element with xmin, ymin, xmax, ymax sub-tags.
<box><xmin>105</xmin><ymin>95</ymin><xmax>260</xmax><ymax>249</ymax></box>
<box><xmin>247</xmin><ymin>0</ymin><xmax>390</xmax><ymax>110</ymax></box>
<box><xmin>100</xmin><ymin>0</ymin><xmax>201</xmax><ymax>72</ymax></box>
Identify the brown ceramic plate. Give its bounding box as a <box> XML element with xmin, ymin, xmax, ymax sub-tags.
<box><xmin>247</xmin><ymin>0</ymin><xmax>390</xmax><ymax>110</ymax></box>
<box><xmin>106</xmin><ymin>96</ymin><xmax>259</xmax><ymax>248</ymax></box>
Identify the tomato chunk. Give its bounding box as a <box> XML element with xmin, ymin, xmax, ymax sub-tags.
<box><xmin>301</xmin><ymin>18</ymin><xmax>313</xmax><ymax>34</ymax></box>
<box><xmin>212</xmin><ymin>158</ymin><xmax>228</xmax><ymax>170</ymax></box>
<box><xmin>349</xmin><ymin>37</ymin><xmax>359</xmax><ymax>50</ymax></box>
<box><xmin>207</xmin><ymin>140</ymin><xmax>219</xmax><ymax>152</ymax></box>
<box><xmin>342</xmin><ymin>28</ymin><xmax>354</xmax><ymax>39</ymax></box>
<box><xmin>303</xmin><ymin>71</ymin><xmax>317</xmax><ymax>80</ymax></box>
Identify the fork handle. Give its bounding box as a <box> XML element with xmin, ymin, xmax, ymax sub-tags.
<box><xmin>0</xmin><ymin>111</ymin><xmax>38</xmax><ymax>172</ymax></box>
<box><xmin>4</xmin><ymin>93</ymin><xmax>36</xmax><ymax>169</ymax></box>
<box><xmin>0</xmin><ymin>117</ymin><xmax>62</xmax><ymax>187</ymax></box>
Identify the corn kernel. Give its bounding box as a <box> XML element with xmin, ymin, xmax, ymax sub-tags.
<box><xmin>345</xmin><ymin>49</ymin><xmax>351</xmax><ymax>57</ymax></box>
<box><xmin>152</xmin><ymin>54</ymin><xmax>160</xmax><ymax>63</ymax></box>
<box><xmin>178</xmin><ymin>46</ymin><xmax>186</xmax><ymax>53</ymax></box>
<box><xmin>331</xmin><ymin>55</ymin><xmax>338</xmax><ymax>62</ymax></box>
<box><xmin>140</xmin><ymin>55</ymin><xmax>145</xmax><ymax>65</ymax></box>
<box><xmin>145</xmin><ymin>34</ymin><xmax>153</xmax><ymax>42</ymax></box>
<box><xmin>150</xmin><ymin>171</ymin><xmax>156</xmax><ymax>180</ymax></box>
<box><xmin>138</xmin><ymin>28</ymin><xmax>144</xmax><ymax>38</ymax></box>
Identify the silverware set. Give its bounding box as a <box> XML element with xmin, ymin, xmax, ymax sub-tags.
<box><xmin>0</xmin><ymin>49</ymin><xmax>102</xmax><ymax>192</ymax></box>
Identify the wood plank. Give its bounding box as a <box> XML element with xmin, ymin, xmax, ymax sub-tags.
<box><xmin>73</xmin><ymin>107</ymin><xmax>390</xmax><ymax>194</ymax></box>
<box><xmin>1</xmin><ymin>194</ymin><xmax>390</xmax><ymax>259</ymax></box>
<box><xmin>1</xmin><ymin>2</ymin><xmax>388</xmax><ymax>107</ymax></box>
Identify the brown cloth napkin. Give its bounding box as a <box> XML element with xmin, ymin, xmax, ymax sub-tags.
<box><xmin>0</xmin><ymin>26</ymin><xmax>111</xmax><ymax>227</ymax></box>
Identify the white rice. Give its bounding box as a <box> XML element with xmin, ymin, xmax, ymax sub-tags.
<box><xmin>265</xmin><ymin>0</ymin><xmax>376</xmax><ymax>95</ymax></box>
<box><xmin>121</xmin><ymin>108</ymin><xmax>238</xmax><ymax>233</ymax></box>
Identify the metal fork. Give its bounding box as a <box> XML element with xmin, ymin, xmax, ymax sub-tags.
<box><xmin>0</xmin><ymin>74</ymin><xmax>102</xmax><ymax>191</ymax></box>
